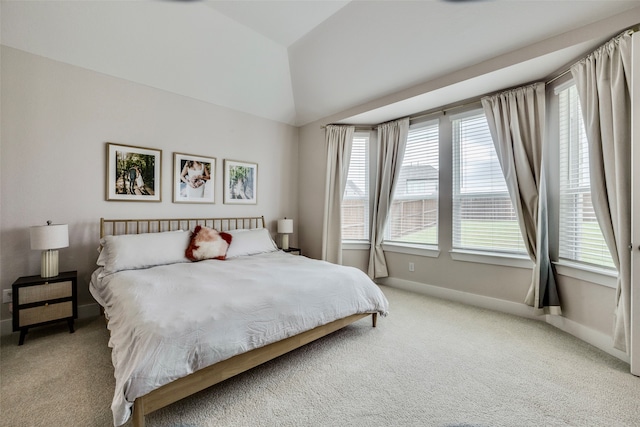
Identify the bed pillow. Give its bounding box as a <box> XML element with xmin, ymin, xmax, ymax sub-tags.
<box><xmin>185</xmin><ymin>225</ymin><xmax>232</xmax><ymax>261</ymax></box>
<box><xmin>97</xmin><ymin>230</ymin><xmax>191</xmax><ymax>274</ymax></box>
<box><xmin>225</xmin><ymin>228</ymin><xmax>278</xmax><ymax>258</ymax></box>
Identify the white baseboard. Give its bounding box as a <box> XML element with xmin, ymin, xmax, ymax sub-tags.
<box><xmin>0</xmin><ymin>303</ymin><xmax>101</xmax><ymax>337</ymax></box>
<box><xmin>377</xmin><ymin>277</ymin><xmax>539</xmax><ymax>320</ymax></box>
<box><xmin>545</xmin><ymin>314</ymin><xmax>629</xmax><ymax>363</ymax></box>
<box><xmin>378</xmin><ymin>277</ymin><xmax>629</xmax><ymax>364</ymax></box>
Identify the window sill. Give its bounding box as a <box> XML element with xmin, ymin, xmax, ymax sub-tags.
<box><xmin>450</xmin><ymin>249</ymin><xmax>533</xmax><ymax>269</ymax></box>
<box><xmin>553</xmin><ymin>260</ymin><xmax>617</xmax><ymax>289</ymax></box>
<box><xmin>342</xmin><ymin>241</ymin><xmax>371</xmax><ymax>251</ymax></box>
<box><xmin>382</xmin><ymin>242</ymin><xmax>440</xmax><ymax>258</ymax></box>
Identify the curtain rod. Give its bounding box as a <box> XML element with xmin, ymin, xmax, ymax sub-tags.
<box><xmin>321</xmin><ymin>100</ymin><xmax>479</xmax><ymax>130</ymax></box>
<box><xmin>546</xmin><ymin>25</ymin><xmax>638</xmax><ymax>86</ymax></box>
<box><xmin>323</xmin><ymin>25</ymin><xmax>639</xmax><ymax>130</ymax></box>
<box><xmin>545</xmin><ymin>68</ymin><xmax>571</xmax><ymax>86</ymax></box>
<box><xmin>319</xmin><ymin>124</ymin><xmax>375</xmax><ymax>130</ymax></box>
<box><xmin>408</xmin><ymin>100</ymin><xmax>481</xmax><ymax>123</ymax></box>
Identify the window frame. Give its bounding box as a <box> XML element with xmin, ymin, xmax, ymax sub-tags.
<box><xmin>450</xmin><ymin>108</ymin><xmax>528</xmax><ymax>259</ymax></box>
<box><xmin>383</xmin><ymin>119</ymin><xmax>440</xmax><ymax>250</ymax></box>
<box><xmin>341</xmin><ymin>131</ymin><xmax>372</xmax><ymax>246</ymax></box>
<box><xmin>550</xmin><ymin>79</ymin><xmax>617</xmax><ymax>287</ymax></box>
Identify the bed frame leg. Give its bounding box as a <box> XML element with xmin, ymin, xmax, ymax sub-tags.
<box><xmin>372</xmin><ymin>313</ymin><xmax>378</xmax><ymax>327</ymax></box>
<box><xmin>133</xmin><ymin>399</ymin><xmax>145</xmax><ymax>427</ymax></box>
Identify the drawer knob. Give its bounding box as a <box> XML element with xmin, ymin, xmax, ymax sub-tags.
<box><xmin>45</xmin><ymin>303</ymin><xmax>49</xmax><ymax>307</ymax></box>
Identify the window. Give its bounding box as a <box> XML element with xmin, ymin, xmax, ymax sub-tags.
<box><xmin>386</xmin><ymin>121</ymin><xmax>439</xmax><ymax>246</ymax></box>
<box><xmin>452</xmin><ymin>110</ymin><xmax>526</xmax><ymax>254</ymax></box>
<box><xmin>342</xmin><ymin>133</ymin><xmax>370</xmax><ymax>241</ymax></box>
<box><xmin>557</xmin><ymin>84</ymin><xmax>614</xmax><ymax>268</ymax></box>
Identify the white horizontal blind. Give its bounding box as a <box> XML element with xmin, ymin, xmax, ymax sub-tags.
<box><xmin>386</xmin><ymin>121</ymin><xmax>439</xmax><ymax>245</ymax></box>
<box><xmin>558</xmin><ymin>85</ymin><xmax>614</xmax><ymax>268</ymax></box>
<box><xmin>342</xmin><ymin>133</ymin><xmax>370</xmax><ymax>241</ymax></box>
<box><xmin>452</xmin><ymin>111</ymin><xmax>526</xmax><ymax>254</ymax></box>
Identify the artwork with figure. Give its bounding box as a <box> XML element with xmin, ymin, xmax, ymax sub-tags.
<box><xmin>224</xmin><ymin>160</ymin><xmax>257</xmax><ymax>204</ymax></box>
<box><xmin>173</xmin><ymin>153</ymin><xmax>215</xmax><ymax>203</ymax></box>
<box><xmin>106</xmin><ymin>143</ymin><xmax>161</xmax><ymax>202</ymax></box>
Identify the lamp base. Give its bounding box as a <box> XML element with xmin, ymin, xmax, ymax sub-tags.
<box><xmin>281</xmin><ymin>234</ymin><xmax>289</xmax><ymax>251</ymax></box>
<box><xmin>41</xmin><ymin>249</ymin><xmax>59</xmax><ymax>278</ymax></box>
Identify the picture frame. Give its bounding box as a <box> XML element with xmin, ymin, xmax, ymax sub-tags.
<box><xmin>106</xmin><ymin>143</ymin><xmax>162</xmax><ymax>202</ymax></box>
<box><xmin>223</xmin><ymin>159</ymin><xmax>258</xmax><ymax>204</ymax></box>
<box><xmin>173</xmin><ymin>152</ymin><xmax>216</xmax><ymax>204</ymax></box>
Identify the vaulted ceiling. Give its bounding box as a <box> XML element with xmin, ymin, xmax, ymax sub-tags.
<box><xmin>2</xmin><ymin>1</ymin><xmax>639</xmax><ymax>126</ymax></box>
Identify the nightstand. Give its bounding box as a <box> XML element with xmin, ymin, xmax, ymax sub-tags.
<box><xmin>283</xmin><ymin>247</ymin><xmax>301</xmax><ymax>256</ymax></box>
<box><xmin>12</xmin><ymin>270</ymin><xmax>78</xmax><ymax>345</ymax></box>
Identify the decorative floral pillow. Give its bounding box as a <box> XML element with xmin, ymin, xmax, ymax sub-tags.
<box><xmin>186</xmin><ymin>225</ymin><xmax>232</xmax><ymax>261</ymax></box>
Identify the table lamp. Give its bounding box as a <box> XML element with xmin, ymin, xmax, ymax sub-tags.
<box><xmin>277</xmin><ymin>218</ymin><xmax>293</xmax><ymax>250</ymax></box>
<box><xmin>30</xmin><ymin>221</ymin><xmax>69</xmax><ymax>278</ymax></box>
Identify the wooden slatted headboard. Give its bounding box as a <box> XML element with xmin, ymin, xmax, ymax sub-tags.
<box><xmin>100</xmin><ymin>216</ymin><xmax>266</xmax><ymax>238</ymax></box>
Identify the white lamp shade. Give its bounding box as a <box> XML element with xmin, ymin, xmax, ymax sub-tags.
<box><xmin>277</xmin><ymin>219</ymin><xmax>293</xmax><ymax>234</ymax></box>
<box><xmin>30</xmin><ymin>224</ymin><xmax>69</xmax><ymax>250</ymax></box>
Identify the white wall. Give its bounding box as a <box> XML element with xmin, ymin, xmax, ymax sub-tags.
<box><xmin>0</xmin><ymin>46</ymin><xmax>299</xmax><ymax>322</ymax></box>
<box><xmin>630</xmin><ymin>30</ymin><xmax>640</xmax><ymax>375</ymax></box>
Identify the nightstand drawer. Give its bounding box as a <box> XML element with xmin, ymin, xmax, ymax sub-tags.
<box><xmin>18</xmin><ymin>281</ymin><xmax>72</xmax><ymax>304</ymax></box>
<box><xmin>19</xmin><ymin>301</ymin><xmax>73</xmax><ymax>327</ymax></box>
<box><xmin>12</xmin><ymin>271</ymin><xmax>78</xmax><ymax>345</ymax></box>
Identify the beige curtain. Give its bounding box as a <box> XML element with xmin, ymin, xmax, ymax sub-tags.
<box><xmin>322</xmin><ymin>125</ymin><xmax>354</xmax><ymax>264</ymax></box>
<box><xmin>368</xmin><ymin>118</ymin><xmax>409</xmax><ymax>279</ymax></box>
<box><xmin>481</xmin><ymin>83</ymin><xmax>560</xmax><ymax>314</ymax></box>
<box><xmin>571</xmin><ymin>30</ymin><xmax>633</xmax><ymax>353</ymax></box>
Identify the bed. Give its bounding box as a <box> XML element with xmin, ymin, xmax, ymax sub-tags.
<box><xmin>89</xmin><ymin>216</ymin><xmax>389</xmax><ymax>427</ymax></box>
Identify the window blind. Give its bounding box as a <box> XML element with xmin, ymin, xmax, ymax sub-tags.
<box><xmin>342</xmin><ymin>133</ymin><xmax>370</xmax><ymax>241</ymax></box>
<box><xmin>452</xmin><ymin>111</ymin><xmax>526</xmax><ymax>254</ymax></box>
<box><xmin>385</xmin><ymin>121</ymin><xmax>439</xmax><ymax>245</ymax></box>
<box><xmin>557</xmin><ymin>85</ymin><xmax>614</xmax><ymax>268</ymax></box>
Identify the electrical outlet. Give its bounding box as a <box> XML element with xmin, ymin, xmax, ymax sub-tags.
<box><xmin>2</xmin><ymin>289</ymin><xmax>12</xmax><ymax>304</ymax></box>
<box><xmin>409</xmin><ymin>262</ymin><xmax>415</xmax><ymax>272</ymax></box>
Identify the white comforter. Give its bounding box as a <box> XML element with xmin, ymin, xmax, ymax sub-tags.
<box><xmin>90</xmin><ymin>251</ymin><xmax>389</xmax><ymax>426</ymax></box>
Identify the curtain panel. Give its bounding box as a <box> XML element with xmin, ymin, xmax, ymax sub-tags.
<box><xmin>481</xmin><ymin>83</ymin><xmax>560</xmax><ymax>315</ymax></box>
<box><xmin>570</xmin><ymin>30</ymin><xmax>633</xmax><ymax>353</ymax></box>
<box><xmin>322</xmin><ymin>125</ymin><xmax>355</xmax><ymax>264</ymax></box>
<box><xmin>368</xmin><ymin>118</ymin><xmax>409</xmax><ymax>279</ymax></box>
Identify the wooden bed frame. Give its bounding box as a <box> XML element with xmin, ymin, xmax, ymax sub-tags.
<box><xmin>99</xmin><ymin>216</ymin><xmax>378</xmax><ymax>427</ymax></box>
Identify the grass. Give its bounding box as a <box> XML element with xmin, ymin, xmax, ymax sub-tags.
<box><xmin>389</xmin><ymin>220</ymin><xmax>523</xmax><ymax>252</ymax></box>
<box><xmin>388</xmin><ymin>220</ymin><xmax>615</xmax><ymax>268</ymax></box>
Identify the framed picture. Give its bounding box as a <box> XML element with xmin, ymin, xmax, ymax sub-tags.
<box><xmin>173</xmin><ymin>152</ymin><xmax>216</xmax><ymax>204</ymax></box>
<box><xmin>224</xmin><ymin>159</ymin><xmax>258</xmax><ymax>204</ymax></box>
<box><xmin>106</xmin><ymin>143</ymin><xmax>162</xmax><ymax>202</ymax></box>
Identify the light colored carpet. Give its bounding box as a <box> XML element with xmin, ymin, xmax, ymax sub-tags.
<box><xmin>1</xmin><ymin>285</ymin><xmax>638</xmax><ymax>427</ymax></box>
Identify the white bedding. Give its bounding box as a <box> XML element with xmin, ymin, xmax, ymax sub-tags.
<box><xmin>89</xmin><ymin>251</ymin><xmax>389</xmax><ymax>426</ymax></box>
